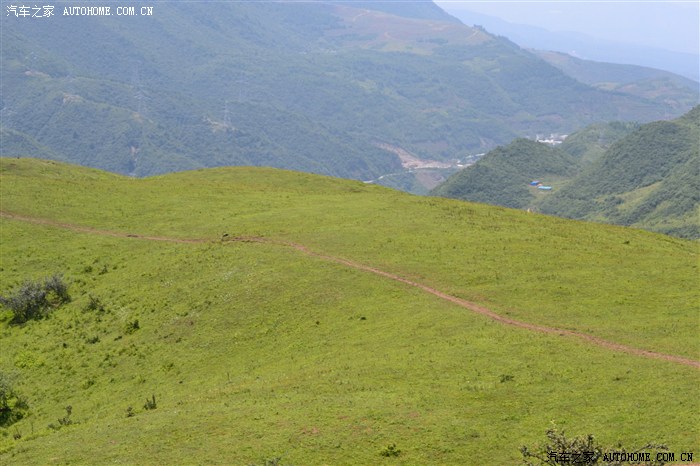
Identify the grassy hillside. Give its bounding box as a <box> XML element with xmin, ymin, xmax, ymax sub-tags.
<box><xmin>2</xmin><ymin>2</ymin><xmax>694</xmax><ymax>184</ymax></box>
<box><xmin>430</xmin><ymin>138</ymin><xmax>580</xmax><ymax>209</ymax></box>
<box><xmin>541</xmin><ymin>106</ymin><xmax>700</xmax><ymax>239</ymax></box>
<box><xmin>0</xmin><ymin>158</ymin><xmax>697</xmax><ymax>464</ymax></box>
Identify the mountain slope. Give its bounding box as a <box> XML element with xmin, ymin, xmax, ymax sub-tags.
<box><xmin>1</xmin><ymin>2</ymin><xmax>695</xmax><ymax>182</ymax></box>
<box><xmin>540</xmin><ymin>106</ymin><xmax>700</xmax><ymax>238</ymax></box>
<box><xmin>430</xmin><ymin>138</ymin><xmax>580</xmax><ymax>209</ymax></box>
<box><xmin>533</xmin><ymin>50</ymin><xmax>699</xmax><ymax>113</ymax></box>
<box><xmin>1</xmin><ymin>158</ymin><xmax>697</xmax><ymax>464</ymax></box>
<box><xmin>558</xmin><ymin>121</ymin><xmax>639</xmax><ymax>164</ymax></box>
<box><xmin>431</xmin><ymin>108</ymin><xmax>698</xmax><ymax>238</ymax></box>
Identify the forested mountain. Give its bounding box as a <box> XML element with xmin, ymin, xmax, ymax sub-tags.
<box><xmin>541</xmin><ymin>106</ymin><xmax>700</xmax><ymax>238</ymax></box>
<box><xmin>429</xmin><ymin>120</ymin><xmax>636</xmax><ymax>209</ymax></box>
<box><xmin>1</xmin><ymin>1</ymin><xmax>695</xmax><ymax>180</ymax></box>
<box><xmin>559</xmin><ymin>121</ymin><xmax>639</xmax><ymax>164</ymax></box>
<box><xmin>432</xmin><ymin>107</ymin><xmax>699</xmax><ymax>238</ymax></box>
<box><xmin>430</xmin><ymin>139</ymin><xmax>579</xmax><ymax>209</ymax></box>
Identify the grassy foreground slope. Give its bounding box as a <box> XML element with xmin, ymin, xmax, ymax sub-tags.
<box><xmin>0</xmin><ymin>158</ymin><xmax>698</xmax><ymax>464</ymax></box>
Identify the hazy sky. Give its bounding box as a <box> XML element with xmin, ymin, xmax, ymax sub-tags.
<box><xmin>435</xmin><ymin>1</ymin><xmax>700</xmax><ymax>55</ymax></box>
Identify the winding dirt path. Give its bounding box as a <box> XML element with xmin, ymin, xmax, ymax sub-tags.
<box><xmin>2</xmin><ymin>210</ymin><xmax>699</xmax><ymax>369</ymax></box>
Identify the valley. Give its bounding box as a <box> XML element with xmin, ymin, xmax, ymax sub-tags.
<box><xmin>2</xmin><ymin>1</ymin><xmax>696</xmax><ymax>183</ymax></box>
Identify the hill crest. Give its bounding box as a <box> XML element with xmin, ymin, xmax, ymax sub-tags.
<box><xmin>1</xmin><ymin>157</ymin><xmax>697</xmax><ymax>464</ymax></box>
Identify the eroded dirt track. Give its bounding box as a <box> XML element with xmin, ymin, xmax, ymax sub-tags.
<box><xmin>3</xmin><ymin>210</ymin><xmax>699</xmax><ymax>369</ymax></box>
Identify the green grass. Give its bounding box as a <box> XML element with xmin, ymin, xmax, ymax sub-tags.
<box><xmin>2</xmin><ymin>158</ymin><xmax>696</xmax><ymax>357</ymax></box>
<box><xmin>0</xmin><ymin>158</ymin><xmax>698</xmax><ymax>464</ymax></box>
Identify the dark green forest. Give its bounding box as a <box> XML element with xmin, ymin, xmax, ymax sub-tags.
<box><xmin>432</xmin><ymin>107</ymin><xmax>700</xmax><ymax>238</ymax></box>
<box><xmin>541</xmin><ymin>106</ymin><xmax>700</xmax><ymax>238</ymax></box>
<box><xmin>431</xmin><ymin>139</ymin><xmax>579</xmax><ymax>209</ymax></box>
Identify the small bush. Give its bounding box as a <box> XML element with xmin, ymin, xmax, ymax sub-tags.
<box><xmin>58</xmin><ymin>405</ymin><xmax>73</xmax><ymax>426</ymax></box>
<box><xmin>84</xmin><ymin>295</ymin><xmax>106</xmax><ymax>313</ymax></box>
<box><xmin>249</xmin><ymin>457</ymin><xmax>285</xmax><ymax>466</ymax></box>
<box><xmin>520</xmin><ymin>425</ymin><xmax>669</xmax><ymax>465</ymax></box>
<box><xmin>44</xmin><ymin>274</ymin><xmax>70</xmax><ymax>303</ymax></box>
<box><xmin>0</xmin><ymin>274</ymin><xmax>70</xmax><ymax>324</ymax></box>
<box><xmin>50</xmin><ymin>405</ymin><xmax>75</xmax><ymax>431</ymax></box>
<box><xmin>380</xmin><ymin>443</ymin><xmax>401</xmax><ymax>457</ymax></box>
<box><xmin>81</xmin><ymin>377</ymin><xmax>96</xmax><ymax>389</ymax></box>
<box><xmin>86</xmin><ymin>335</ymin><xmax>100</xmax><ymax>344</ymax></box>
<box><xmin>125</xmin><ymin>319</ymin><xmax>140</xmax><ymax>334</ymax></box>
<box><xmin>0</xmin><ymin>372</ymin><xmax>28</xmax><ymax>428</ymax></box>
<box><xmin>143</xmin><ymin>394</ymin><xmax>157</xmax><ymax>410</ymax></box>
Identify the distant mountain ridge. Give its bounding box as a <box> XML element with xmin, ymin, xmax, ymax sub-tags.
<box><xmin>1</xmin><ymin>1</ymin><xmax>696</xmax><ymax>182</ymax></box>
<box><xmin>440</xmin><ymin>6</ymin><xmax>700</xmax><ymax>81</ymax></box>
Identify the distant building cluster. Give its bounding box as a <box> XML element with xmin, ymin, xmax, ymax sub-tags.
<box><xmin>535</xmin><ymin>133</ymin><xmax>568</xmax><ymax>145</ymax></box>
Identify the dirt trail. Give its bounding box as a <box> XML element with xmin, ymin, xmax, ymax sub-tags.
<box><xmin>2</xmin><ymin>210</ymin><xmax>699</xmax><ymax>369</ymax></box>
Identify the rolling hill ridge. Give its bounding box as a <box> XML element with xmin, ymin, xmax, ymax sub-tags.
<box><xmin>0</xmin><ymin>158</ymin><xmax>698</xmax><ymax>464</ymax></box>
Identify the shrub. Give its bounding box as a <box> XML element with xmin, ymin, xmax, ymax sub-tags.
<box><xmin>44</xmin><ymin>274</ymin><xmax>70</xmax><ymax>303</ymax></box>
<box><xmin>125</xmin><ymin>319</ymin><xmax>140</xmax><ymax>334</ymax></box>
<box><xmin>0</xmin><ymin>274</ymin><xmax>70</xmax><ymax>324</ymax></box>
<box><xmin>143</xmin><ymin>394</ymin><xmax>157</xmax><ymax>410</ymax></box>
<box><xmin>0</xmin><ymin>372</ymin><xmax>28</xmax><ymax>428</ymax></box>
<box><xmin>520</xmin><ymin>425</ymin><xmax>669</xmax><ymax>465</ymax></box>
<box><xmin>84</xmin><ymin>295</ymin><xmax>106</xmax><ymax>313</ymax></box>
<box><xmin>380</xmin><ymin>443</ymin><xmax>401</xmax><ymax>457</ymax></box>
<box><xmin>48</xmin><ymin>405</ymin><xmax>75</xmax><ymax>431</ymax></box>
<box><xmin>58</xmin><ymin>405</ymin><xmax>73</xmax><ymax>426</ymax></box>
<box><xmin>86</xmin><ymin>335</ymin><xmax>100</xmax><ymax>344</ymax></box>
<box><xmin>249</xmin><ymin>457</ymin><xmax>285</xmax><ymax>466</ymax></box>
